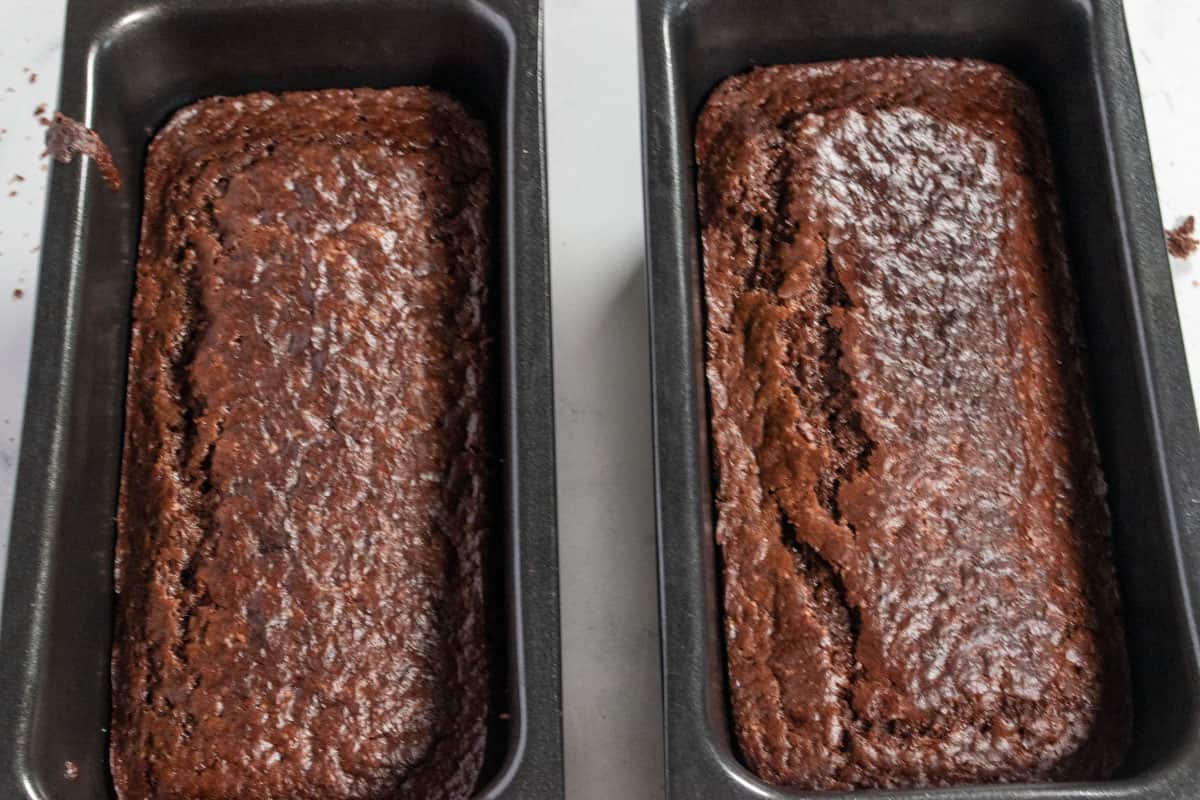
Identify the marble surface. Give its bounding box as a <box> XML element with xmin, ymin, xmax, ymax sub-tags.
<box><xmin>0</xmin><ymin>2</ymin><xmax>1195</xmax><ymax>798</ymax></box>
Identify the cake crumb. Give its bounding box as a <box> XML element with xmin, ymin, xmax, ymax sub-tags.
<box><xmin>10</xmin><ymin>174</ymin><xmax>23</xmax><ymax>183</ymax></box>
<box><xmin>7</xmin><ymin>190</ymin><xmax>15</xmax><ymax>198</ymax></box>
<box><xmin>12</xmin><ymin>288</ymin><xmax>23</xmax><ymax>299</ymax></box>
<box><xmin>44</xmin><ymin>113</ymin><xmax>122</xmax><ymax>190</ymax></box>
<box><xmin>28</xmin><ymin>71</ymin><xmax>37</xmax><ymax>84</ymax></box>
<box><xmin>63</xmin><ymin>760</ymin><xmax>78</xmax><ymax>780</ymax></box>
<box><xmin>1166</xmin><ymin>216</ymin><xmax>1198</xmax><ymax>259</ymax></box>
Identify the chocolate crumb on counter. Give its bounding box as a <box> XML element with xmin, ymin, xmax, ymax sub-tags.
<box><xmin>12</xmin><ymin>288</ymin><xmax>23</xmax><ymax>299</ymax></box>
<box><xmin>63</xmin><ymin>761</ymin><xmax>78</xmax><ymax>780</ymax></box>
<box><xmin>44</xmin><ymin>113</ymin><xmax>121</xmax><ymax>190</ymax></box>
<box><xmin>28</xmin><ymin>71</ymin><xmax>36</xmax><ymax>84</ymax></box>
<box><xmin>1167</xmin><ymin>216</ymin><xmax>1198</xmax><ymax>259</ymax></box>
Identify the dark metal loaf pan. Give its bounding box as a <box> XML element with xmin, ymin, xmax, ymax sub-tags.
<box><xmin>0</xmin><ymin>0</ymin><xmax>562</xmax><ymax>797</ymax></box>
<box><xmin>640</xmin><ymin>0</ymin><xmax>1200</xmax><ymax>797</ymax></box>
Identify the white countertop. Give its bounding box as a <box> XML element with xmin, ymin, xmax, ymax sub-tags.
<box><xmin>0</xmin><ymin>2</ymin><xmax>1196</xmax><ymax>797</ymax></box>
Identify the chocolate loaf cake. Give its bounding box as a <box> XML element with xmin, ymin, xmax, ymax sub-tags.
<box><xmin>111</xmin><ymin>88</ymin><xmax>492</xmax><ymax>800</ymax></box>
<box><xmin>696</xmin><ymin>58</ymin><xmax>1130</xmax><ymax>790</ymax></box>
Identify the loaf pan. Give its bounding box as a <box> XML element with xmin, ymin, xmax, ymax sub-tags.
<box><xmin>640</xmin><ymin>0</ymin><xmax>1200</xmax><ymax>797</ymax></box>
<box><xmin>0</xmin><ymin>0</ymin><xmax>562</xmax><ymax>797</ymax></box>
